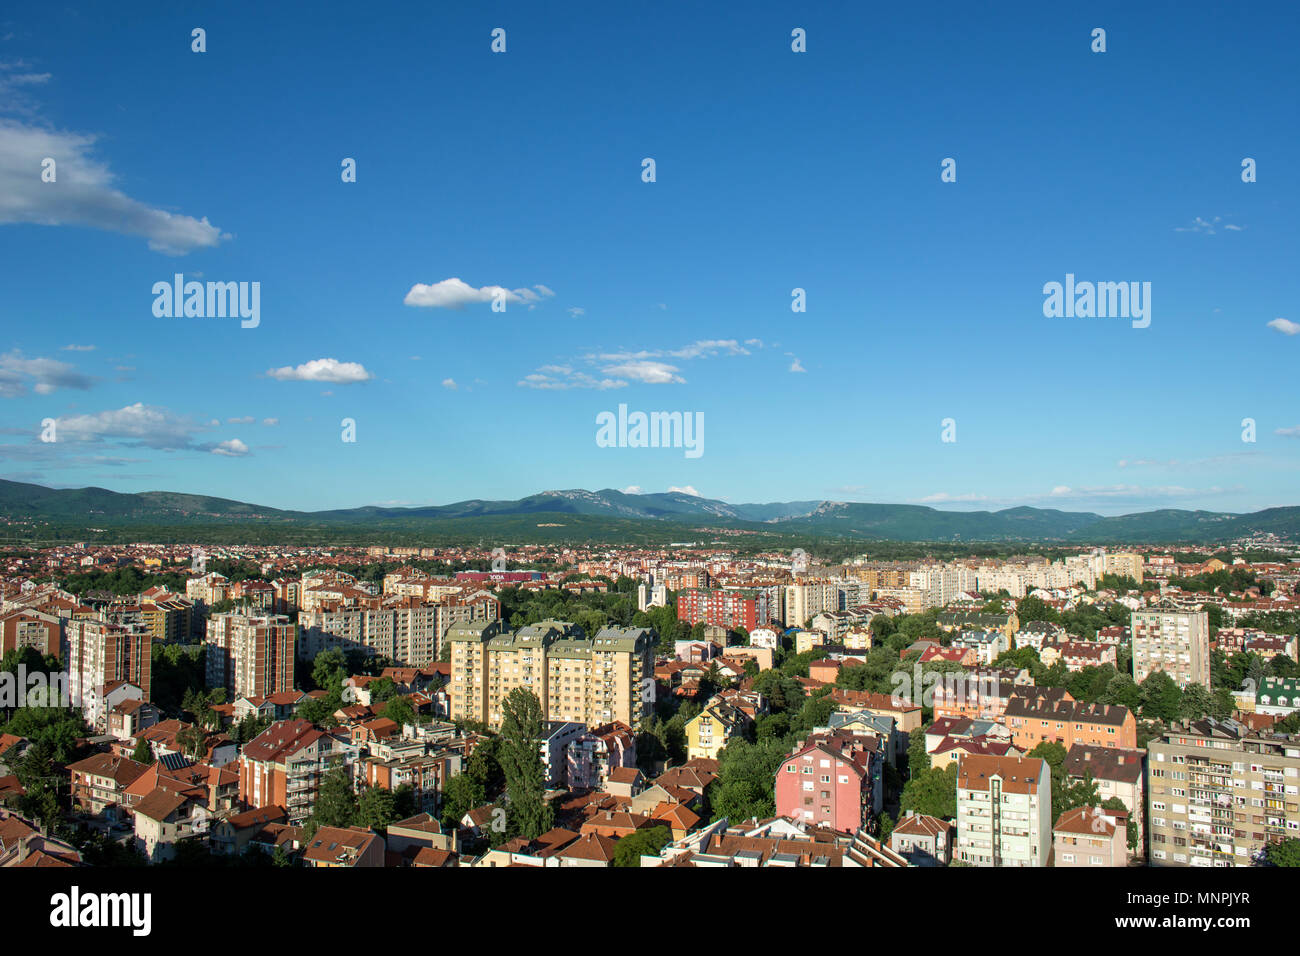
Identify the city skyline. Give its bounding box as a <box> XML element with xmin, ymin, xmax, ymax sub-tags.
<box><xmin>2</xmin><ymin>3</ymin><xmax>1298</xmax><ymax>516</ymax></box>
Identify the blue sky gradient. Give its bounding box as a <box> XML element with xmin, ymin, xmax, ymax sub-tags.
<box><xmin>1</xmin><ymin>1</ymin><xmax>1297</xmax><ymax>514</ymax></box>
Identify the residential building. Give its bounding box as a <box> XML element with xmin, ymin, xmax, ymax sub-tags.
<box><xmin>66</xmin><ymin>619</ymin><xmax>151</xmax><ymax>727</ymax></box>
<box><xmin>447</xmin><ymin>620</ymin><xmax>655</xmax><ymax>729</ymax></box>
<box><xmin>1003</xmin><ymin>687</ymin><xmax>1137</xmax><ymax>750</ymax></box>
<box><xmin>205</xmin><ymin>613</ymin><xmax>296</xmax><ymax>699</ymax></box>
<box><xmin>955</xmin><ymin>753</ymin><xmax>1052</xmax><ymax>867</ymax></box>
<box><xmin>1147</xmin><ymin>717</ymin><xmax>1300</xmax><ymax>867</ymax></box>
<box><xmin>775</xmin><ymin>730</ymin><xmax>883</xmax><ymax>832</ymax></box>
<box><xmin>677</xmin><ymin>588</ymin><xmax>769</xmax><ymax>631</ymax></box>
<box><xmin>1054</xmin><ymin>806</ymin><xmax>1130</xmax><ymax>867</ymax></box>
<box><xmin>685</xmin><ymin>698</ymin><xmax>752</xmax><ymax>761</ymax></box>
<box><xmin>1131</xmin><ymin>605</ymin><xmax>1211</xmax><ymax>690</ymax></box>
<box><xmin>302</xmin><ymin>825</ymin><xmax>385</xmax><ymax>867</ymax></box>
<box><xmin>890</xmin><ymin>811</ymin><xmax>954</xmax><ymax>866</ymax></box>
<box><xmin>238</xmin><ymin>719</ymin><xmax>358</xmax><ymax>825</ymax></box>
<box><xmin>1064</xmin><ymin>744</ymin><xmax>1146</xmax><ymax>852</ymax></box>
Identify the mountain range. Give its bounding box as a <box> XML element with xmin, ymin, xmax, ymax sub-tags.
<box><xmin>1</xmin><ymin>479</ymin><xmax>1298</xmax><ymax>545</ymax></box>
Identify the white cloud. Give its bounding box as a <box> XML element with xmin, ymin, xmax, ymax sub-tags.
<box><xmin>210</xmin><ymin>438</ymin><xmax>249</xmax><ymax>457</ymax></box>
<box><xmin>600</xmin><ymin>360</ymin><xmax>685</xmax><ymax>385</ymax></box>
<box><xmin>262</xmin><ymin>418</ymin><xmax>278</xmax><ymax>426</ymax></box>
<box><xmin>0</xmin><ymin>350</ymin><xmax>94</xmax><ymax>397</ymax></box>
<box><xmin>266</xmin><ymin>358</ymin><xmax>373</xmax><ymax>384</ymax></box>
<box><xmin>521</xmin><ymin>338</ymin><xmax>756</xmax><ymax>390</ymax></box>
<box><xmin>441</xmin><ymin>378</ymin><xmax>458</xmax><ymax>390</ymax></box>
<box><xmin>61</xmin><ymin>344</ymin><xmax>95</xmax><ymax>352</ymax></box>
<box><xmin>789</xmin><ymin>357</ymin><xmax>806</xmax><ymax>373</ymax></box>
<box><xmin>1267</xmin><ymin>318</ymin><xmax>1299</xmax><ymax>336</ymax></box>
<box><xmin>621</xmin><ymin>485</ymin><xmax>642</xmax><ymax>495</ymax></box>
<box><xmin>1174</xmin><ymin>215</ymin><xmax>1242</xmax><ymax>236</ymax></box>
<box><xmin>567</xmin><ymin>307</ymin><xmax>585</xmax><ymax>317</ymax></box>
<box><xmin>0</xmin><ymin>117</ymin><xmax>228</xmax><ymax>255</ymax></box>
<box><xmin>227</xmin><ymin>416</ymin><xmax>254</xmax><ymax>425</ymax></box>
<box><xmin>518</xmin><ymin>371</ymin><xmax>626</xmax><ymax>391</ymax></box>
<box><xmin>403</xmin><ymin>277</ymin><xmax>555</xmax><ymax>310</ymax></box>
<box><xmin>1277</xmin><ymin>426</ymin><xmax>1300</xmax><ymax>438</ymax></box>
<box><xmin>54</xmin><ymin>402</ymin><xmax>202</xmax><ymax>449</ymax></box>
<box><xmin>668</xmin><ymin>485</ymin><xmax>700</xmax><ymax>497</ymax></box>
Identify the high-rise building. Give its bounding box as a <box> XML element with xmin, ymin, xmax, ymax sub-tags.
<box><xmin>206</xmin><ymin>613</ymin><xmax>296</xmax><ymax>699</ymax></box>
<box><xmin>676</xmin><ymin>588</ymin><xmax>767</xmax><ymax>631</ymax></box>
<box><xmin>1147</xmin><ymin>717</ymin><xmax>1300</xmax><ymax>867</ymax></box>
<box><xmin>66</xmin><ymin>619</ymin><xmax>152</xmax><ymax>727</ymax></box>
<box><xmin>1102</xmin><ymin>551</ymin><xmax>1144</xmax><ymax>583</ymax></box>
<box><xmin>1132</xmin><ymin>604</ymin><xmax>1211</xmax><ymax>690</ymax></box>
<box><xmin>448</xmin><ymin>620</ymin><xmax>655</xmax><ymax>729</ymax></box>
<box><xmin>955</xmin><ymin>753</ymin><xmax>1052</xmax><ymax>867</ymax></box>
<box><xmin>782</xmin><ymin>582</ymin><xmax>837</xmax><ymax>627</ymax></box>
<box><xmin>299</xmin><ymin>595</ymin><xmax>497</xmax><ymax>665</ymax></box>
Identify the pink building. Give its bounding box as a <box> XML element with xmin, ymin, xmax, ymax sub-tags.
<box><xmin>775</xmin><ymin>731</ymin><xmax>881</xmax><ymax>833</ymax></box>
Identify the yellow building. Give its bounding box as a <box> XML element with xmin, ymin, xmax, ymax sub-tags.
<box><xmin>685</xmin><ymin>698</ymin><xmax>751</xmax><ymax>760</ymax></box>
<box><xmin>448</xmin><ymin>619</ymin><xmax>655</xmax><ymax>729</ymax></box>
<box><xmin>141</xmin><ymin>598</ymin><xmax>193</xmax><ymax>644</ymax></box>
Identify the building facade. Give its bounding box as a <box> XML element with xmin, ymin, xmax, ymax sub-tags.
<box><xmin>1147</xmin><ymin>717</ymin><xmax>1300</xmax><ymax>867</ymax></box>
<box><xmin>1131</xmin><ymin>605</ymin><xmax>1210</xmax><ymax>690</ymax></box>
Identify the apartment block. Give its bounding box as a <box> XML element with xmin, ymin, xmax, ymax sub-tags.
<box><xmin>1147</xmin><ymin>717</ymin><xmax>1300</xmax><ymax>867</ymax></box>
<box><xmin>299</xmin><ymin>595</ymin><xmax>496</xmax><ymax>666</ymax></box>
<box><xmin>448</xmin><ymin>620</ymin><xmax>655</xmax><ymax>729</ymax></box>
<box><xmin>676</xmin><ymin>588</ymin><xmax>768</xmax><ymax>631</ymax></box>
<box><xmin>205</xmin><ymin>613</ymin><xmax>296</xmax><ymax>699</ymax></box>
<box><xmin>66</xmin><ymin>619</ymin><xmax>152</xmax><ymax>728</ymax></box>
<box><xmin>0</xmin><ymin>608</ymin><xmax>62</xmax><ymax>658</ymax></box>
<box><xmin>238</xmin><ymin>719</ymin><xmax>358</xmax><ymax>825</ymax></box>
<box><xmin>775</xmin><ymin>730</ymin><xmax>884</xmax><ymax>832</ymax></box>
<box><xmin>1003</xmin><ymin>687</ymin><xmax>1137</xmax><ymax>750</ymax></box>
<box><xmin>1132</xmin><ymin>605</ymin><xmax>1211</xmax><ymax>690</ymax></box>
<box><xmin>782</xmin><ymin>582</ymin><xmax>838</xmax><ymax>627</ymax></box>
<box><xmin>955</xmin><ymin>753</ymin><xmax>1052</xmax><ymax>867</ymax></box>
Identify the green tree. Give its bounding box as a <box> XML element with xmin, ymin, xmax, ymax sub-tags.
<box><xmin>1139</xmin><ymin>671</ymin><xmax>1183</xmax><ymax>721</ymax></box>
<box><xmin>498</xmin><ymin>688</ymin><xmax>553</xmax><ymax>840</ymax></box>
<box><xmin>1015</xmin><ymin>596</ymin><xmax>1058</xmax><ymax>625</ymax></box>
<box><xmin>707</xmin><ymin>737</ymin><xmax>789</xmax><ymax>823</ymax></box>
<box><xmin>311</xmin><ymin>648</ymin><xmax>347</xmax><ymax>692</ymax></box>
<box><xmin>356</xmin><ymin>785</ymin><xmax>397</xmax><ymax>832</ymax></box>
<box><xmin>131</xmin><ymin>738</ymin><xmax>153</xmax><ymax>764</ymax></box>
<box><xmin>441</xmin><ymin>773</ymin><xmax>486</xmax><ymax>829</ymax></box>
<box><xmin>1265</xmin><ymin>838</ymin><xmax>1300</xmax><ymax>867</ymax></box>
<box><xmin>1178</xmin><ymin>684</ymin><xmax>1214</xmax><ymax>722</ymax></box>
<box><xmin>613</xmin><ymin>825</ymin><xmax>671</xmax><ymax>867</ymax></box>
<box><xmin>306</xmin><ymin>765</ymin><xmax>357</xmax><ymax>838</ymax></box>
<box><xmin>382</xmin><ymin>695</ymin><xmax>415</xmax><ymax>727</ymax></box>
<box><xmin>899</xmin><ymin>763</ymin><xmax>958</xmax><ymax>820</ymax></box>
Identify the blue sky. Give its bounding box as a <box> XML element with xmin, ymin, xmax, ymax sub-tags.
<box><xmin>1</xmin><ymin>1</ymin><xmax>1298</xmax><ymax>516</ymax></box>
